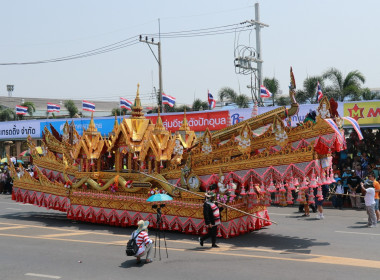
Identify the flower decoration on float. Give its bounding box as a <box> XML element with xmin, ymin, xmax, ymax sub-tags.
<box><xmin>148</xmin><ymin>188</ymin><xmax>167</xmax><ymax>195</ymax></box>
<box><xmin>64</xmin><ymin>180</ymin><xmax>72</xmax><ymax>189</ymax></box>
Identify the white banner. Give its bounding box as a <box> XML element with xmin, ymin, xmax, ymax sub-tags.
<box><xmin>257</xmin><ymin>103</ymin><xmax>344</xmax><ymax>127</ymax></box>
<box><xmin>0</xmin><ymin>121</ymin><xmax>41</xmax><ymax>140</ymax></box>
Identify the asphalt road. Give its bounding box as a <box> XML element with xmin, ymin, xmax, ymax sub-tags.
<box><xmin>0</xmin><ymin>194</ymin><xmax>379</xmax><ymax>280</ymax></box>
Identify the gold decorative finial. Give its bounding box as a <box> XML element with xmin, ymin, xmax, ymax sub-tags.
<box><xmin>87</xmin><ymin>112</ymin><xmax>97</xmax><ymax>133</ymax></box>
<box><xmin>132</xmin><ymin>83</ymin><xmax>144</xmax><ymax>118</ymax></box>
<box><xmin>154</xmin><ymin>106</ymin><xmax>165</xmax><ymax>131</ymax></box>
<box><xmin>179</xmin><ymin>108</ymin><xmax>190</xmax><ymax>131</ymax></box>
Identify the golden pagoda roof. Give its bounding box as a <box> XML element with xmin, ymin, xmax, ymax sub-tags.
<box><xmin>131</xmin><ymin>83</ymin><xmax>144</xmax><ymax>119</ymax></box>
<box><xmin>179</xmin><ymin>109</ymin><xmax>190</xmax><ymax>131</ymax></box>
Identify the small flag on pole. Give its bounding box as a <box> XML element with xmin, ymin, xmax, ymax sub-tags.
<box><xmin>82</xmin><ymin>100</ymin><xmax>95</xmax><ymax>112</ymax></box>
<box><xmin>47</xmin><ymin>103</ymin><xmax>60</xmax><ymax>113</ymax></box>
<box><xmin>208</xmin><ymin>90</ymin><xmax>216</xmax><ymax>109</ymax></box>
<box><xmin>260</xmin><ymin>85</ymin><xmax>272</xmax><ymax>98</ymax></box>
<box><xmin>16</xmin><ymin>105</ymin><xmax>28</xmax><ymax>115</ymax></box>
<box><xmin>120</xmin><ymin>97</ymin><xmax>133</xmax><ymax>111</ymax></box>
<box><xmin>316</xmin><ymin>81</ymin><xmax>323</xmax><ymax>102</ymax></box>
<box><xmin>162</xmin><ymin>93</ymin><xmax>176</xmax><ymax>107</ymax></box>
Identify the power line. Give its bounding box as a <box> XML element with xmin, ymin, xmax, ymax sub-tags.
<box><xmin>0</xmin><ymin>22</ymin><xmax>253</xmax><ymax>65</ymax></box>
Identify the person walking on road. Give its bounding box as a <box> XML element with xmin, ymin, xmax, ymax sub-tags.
<box><xmin>199</xmin><ymin>191</ymin><xmax>223</xmax><ymax>248</ymax></box>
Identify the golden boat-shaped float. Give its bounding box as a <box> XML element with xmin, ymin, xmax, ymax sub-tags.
<box><xmin>9</xmin><ymin>71</ymin><xmax>347</xmax><ymax>238</ymax></box>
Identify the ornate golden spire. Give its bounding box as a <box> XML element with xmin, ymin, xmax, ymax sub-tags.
<box><xmin>179</xmin><ymin>108</ymin><xmax>190</xmax><ymax>131</ymax></box>
<box><xmin>113</xmin><ymin>113</ymin><xmax>119</xmax><ymax>129</ymax></box>
<box><xmin>154</xmin><ymin>106</ymin><xmax>165</xmax><ymax>131</ymax></box>
<box><xmin>86</xmin><ymin>112</ymin><xmax>97</xmax><ymax>133</ymax></box>
<box><xmin>132</xmin><ymin>83</ymin><xmax>144</xmax><ymax>118</ymax></box>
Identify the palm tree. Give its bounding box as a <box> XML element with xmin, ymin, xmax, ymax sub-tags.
<box><xmin>64</xmin><ymin>100</ymin><xmax>79</xmax><ymax>118</ymax></box>
<box><xmin>21</xmin><ymin>101</ymin><xmax>36</xmax><ymax>116</ymax></box>
<box><xmin>322</xmin><ymin>68</ymin><xmax>365</xmax><ymax>101</ymax></box>
<box><xmin>263</xmin><ymin>77</ymin><xmax>280</xmax><ymax>106</ymax></box>
<box><xmin>0</xmin><ymin>106</ymin><xmax>15</xmax><ymax>121</ymax></box>
<box><xmin>235</xmin><ymin>94</ymin><xmax>250</xmax><ymax>108</ymax></box>
<box><xmin>218</xmin><ymin>87</ymin><xmax>237</xmax><ymax>105</ymax></box>
<box><xmin>192</xmin><ymin>99</ymin><xmax>208</xmax><ymax>111</ymax></box>
<box><xmin>218</xmin><ymin>87</ymin><xmax>250</xmax><ymax>108</ymax></box>
<box><xmin>295</xmin><ymin>76</ymin><xmax>324</xmax><ymax>104</ymax></box>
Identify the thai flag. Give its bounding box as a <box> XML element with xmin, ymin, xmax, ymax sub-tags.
<box><xmin>208</xmin><ymin>90</ymin><xmax>216</xmax><ymax>109</ymax></box>
<box><xmin>47</xmin><ymin>103</ymin><xmax>60</xmax><ymax>113</ymax></box>
<box><xmin>16</xmin><ymin>105</ymin><xmax>28</xmax><ymax>115</ymax></box>
<box><xmin>82</xmin><ymin>100</ymin><xmax>95</xmax><ymax>112</ymax></box>
<box><xmin>260</xmin><ymin>85</ymin><xmax>272</xmax><ymax>98</ymax></box>
<box><xmin>324</xmin><ymin>118</ymin><xmax>344</xmax><ymax>142</ymax></box>
<box><xmin>343</xmin><ymin>116</ymin><xmax>363</xmax><ymax>140</ymax></box>
<box><xmin>162</xmin><ymin>93</ymin><xmax>176</xmax><ymax>107</ymax></box>
<box><xmin>120</xmin><ymin>97</ymin><xmax>133</xmax><ymax>111</ymax></box>
<box><xmin>316</xmin><ymin>81</ymin><xmax>323</xmax><ymax>102</ymax></box>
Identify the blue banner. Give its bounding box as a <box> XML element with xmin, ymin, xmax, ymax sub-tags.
<box><xmin>40</xmin><ymin>116</ymin><xmax>123</xmax><ymax>136</ymax></box>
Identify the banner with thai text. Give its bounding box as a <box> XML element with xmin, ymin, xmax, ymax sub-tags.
<box><xmin>0</xmin><ymin>120</ymin><xmax>40</xmax><ymax>139</ymax></box>
<box><xmin>146</xmin><ymin>110</ymin><xmax>230</xmax><ymax>132</ymax></box>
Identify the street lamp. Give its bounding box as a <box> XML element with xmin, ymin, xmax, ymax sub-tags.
<box><xmin>7</xmin><ymin>85</ymin><xmax>14</xmax><ymax>97</ymax></box>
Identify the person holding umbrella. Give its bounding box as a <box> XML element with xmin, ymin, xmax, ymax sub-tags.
<box><xmin>199</xmin><ymin>187</ymin><xmax>223</xmax><ymax>248</ymax></box>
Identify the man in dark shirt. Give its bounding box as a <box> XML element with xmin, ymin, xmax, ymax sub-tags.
<box><xmin>347</xmin><ymin>170</ymin><xmax>362</xmax><ymax>209</ymax></box>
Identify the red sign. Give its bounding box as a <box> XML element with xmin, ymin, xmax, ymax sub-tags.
<box><xmin>146</xmin><ymin>111</ymin><xmax>229</xmax><ymax>132</ymax></box>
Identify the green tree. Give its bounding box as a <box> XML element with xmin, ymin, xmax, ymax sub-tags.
<box><xmin>111</xmin><ymin>107</ymin><xmax>130</xmax><ymax>116</ymax></box>
<box><xmin>263</xmin><ymin>77</ymin><xmax>280</xmax><ymax>106</ymax></box>
<box><xmin>175</xmin><ymin>105</ymin><xmax>192</xmax><ymax>112</ymax></box>
<box><xmin>218</xmin><ymin>87</ymin><xmax>237</xmax><ymax>105</ymax></box>
<box><xmin>322</xmin><ymin>68</ymin><xmax>365</xmax><ymax>101</ymax></box>
<box><xmin>21</xmin><ymin>101</ymin><xmax>36</xmax><ymax>116</ymax></box>
<box><xmin>64</xmin><ymin>100</ymin><xmax>79</xmax><ymax>118</ymax></box>
<box><xmin>235</xmin><ymin>94</ymin><xmax>250</xmax><ymax>108</ymax></box>
<box><xmin>295</xmin><ymin>76</ymin><xmax>324</xmax><ymax>104</ymax></box>
<box><xmin>218</xmin><ymin>87</ymin><xmax>250</xmax><ymax>108</ymax></box>
<box><xmin>192</xmin><ymin>99</ymin><xmax>208</xmax><ymax>111</ymax></box>
<box><xmin>360</xmin><ymin>88</ymin><xmax>380</xmax><ymax>101</ymax></box>
<box><xmin>275</xmin><ymin>96</ymin><xmax>291</xmax><ymax>106</ymax></box>
<box><xmin>0</xmin><ymin>106</ymin><xmax>15</xmax><ymax>121</ymax></box>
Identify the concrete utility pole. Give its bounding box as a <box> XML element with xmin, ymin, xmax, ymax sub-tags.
<box><xmin>139</xmin><ymin>19</ymin><xmax>163</xmax><ymax>113</ymax></box>
<box><xmin>234</xmin><ymin>3</ymin><xmax>268</xmax><ymax>106</ymax></box>
<box><xmin>244</xmin><ymin>3</ymin><xmax>269</xmax><ymax>104</ymax></box>
<box><xmin>255</xmin><ymin>3</ymin><xmax>263</xmax><ymax>90</ymax></box>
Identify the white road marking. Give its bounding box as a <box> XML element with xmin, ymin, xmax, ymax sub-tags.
<box><xmin>335</xmin><ymin>230</ymin><xmax>380</xmax><ymax>236</ymax></box>
<box><xmin>25</xmin><ymin>273</ymin><xmax>61</xmax><ymax>279</ymax></box>
<box><xmin>0</xmin><ymin>201</ymin><xmax>29</xmax><ymax>206</ymax></box>
<box><xmin>268</xmin><ymin>212</ymin><xmax>298</xmax><ymax>216</ymax></box>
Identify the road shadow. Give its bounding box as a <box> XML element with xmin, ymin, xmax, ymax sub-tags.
<box><xmin>119</xmin><ymin>259</ymin><xmax>145</xmax><ymax>268</ymax></box>
<box><xmin>0</xmin><ymin>210</ymin><xmax>329</xmax><ymax>254</ymax></box>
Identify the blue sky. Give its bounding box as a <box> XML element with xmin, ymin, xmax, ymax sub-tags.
<box><xmin>0</xmin><ymin>0</ymin><xmax>379</xmax><ymax>107</ymax></box>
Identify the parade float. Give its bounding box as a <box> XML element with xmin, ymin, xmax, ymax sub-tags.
<box><xmin>8</xmin><ymin>69</ymin><xmax>349</xmax><ymax>238</ymax></box>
